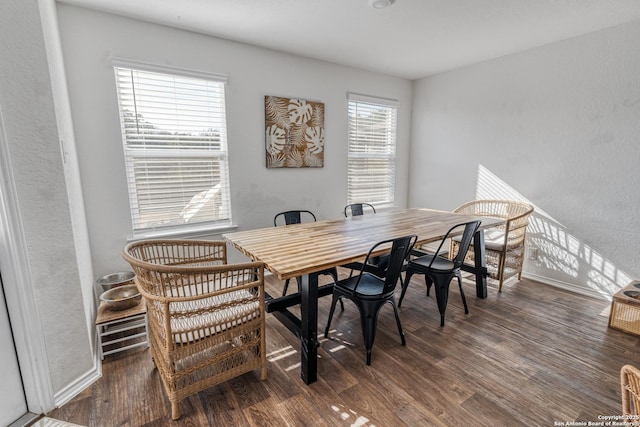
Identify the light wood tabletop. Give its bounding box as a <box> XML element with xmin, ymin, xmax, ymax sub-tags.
<box><xmin>224</xmin><ymin>208</ymin><xmax>503</xmax><ymax>280</ymax></box>
<box><xmin>223</xmin><ymin>207</ymin><xmax>504</xmax><ymax>385</ymax></box>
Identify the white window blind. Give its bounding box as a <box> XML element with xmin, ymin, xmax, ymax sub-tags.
<box><xmin>113</xmin><ymin>63</ymin><xmax>232</xmax><ymax>236</ymax></box>
<box><xmin>347</xmin><ymin>93</ymin><xmax>398</xmax><ymax>206</ymax></box>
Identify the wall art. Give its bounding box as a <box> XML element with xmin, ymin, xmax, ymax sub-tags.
<box><xmin>265</xmin><ymin>95</ymin><xmax>324</xmax><ymax>168</ymax></box>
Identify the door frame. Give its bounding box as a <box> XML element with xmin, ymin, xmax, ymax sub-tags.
<box><xmin>0</xmin><ymin>106</ymin><xmax>54</xmax><ymax>414</ymax></box>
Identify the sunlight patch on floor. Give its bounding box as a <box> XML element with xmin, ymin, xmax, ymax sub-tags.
<box><xmin>267</xmin><ymin>344</ymin><xmax>301</xmax><ymax>370</ymax></box>
<box><xmin>284</xmin><ymin>362</ymin><xmax>301</xmax><ymax>371</ymax></box>
<box><xmin>266</xmin><ymin>345</ymin><xmax>297</xmax><ymax>362</ymax></box>
<box><xmin>330</xmin><ymin>404</ymin><xmax>376</xmax><ymax>427</ymax></box>
<box><xmin>324</xmin><ymin>329</ymin><xmax>355</xmax><ymax>349</ymax></box>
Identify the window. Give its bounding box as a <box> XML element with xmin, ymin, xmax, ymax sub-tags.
<box><xmin>347</xmin><ymin>93</ymin><xmax>398</xmax><ymax>206</ymax></box>
<box><xmin>113</xmin><ymin>61</ymin><xmax>232</xmax><ymax>236</ymax></box>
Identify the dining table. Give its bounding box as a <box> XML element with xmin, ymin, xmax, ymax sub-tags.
<box><xmin>223</xmin><ymin>208</ymin><xmax>504</xmax><ymax>385</ymax></box>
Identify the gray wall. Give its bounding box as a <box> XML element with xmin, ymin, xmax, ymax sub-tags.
<box><xmin>3</xmin><ymin>0</ymin><xmax>639</xmax><ymax>411</ymax></box>
<box><xmin>410</xmin><ymin>20</ymin><xmax>640</xmax><ymax>298</ymax></box>
<box><xmin>0</xmin><ymin>0</ymin><xmax>94</xmax><ymax>404</ymax></box>
<box><xmin>56</xmin><ymin>4</ymin><xmax>414</xmax><ymax>281</ymax></box>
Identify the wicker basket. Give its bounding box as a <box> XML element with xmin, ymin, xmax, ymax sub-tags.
<box><xmin>609</xmin><ymin>281</ymin><xmax>640</xmax><ymax>336</ymax></box>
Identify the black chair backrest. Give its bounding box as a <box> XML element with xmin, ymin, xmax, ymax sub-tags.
<box><xmin>274</xmin><ymin>210</ymin><xmax>317</xmax><ymax>226</ymax></box>
<box><xmin>428</xmin><ymin>220</ymin><xmax>481</xmax><ymax>269</ymax></box>
<box><xmin>354</xmin><ymin>234</ymin><xmax>417</xmax><ymax>296</ymax></box>
<box><xmin>344</xmin><ymin>203</ymin><xmax>376</xmax><ymax>217</ymax></box>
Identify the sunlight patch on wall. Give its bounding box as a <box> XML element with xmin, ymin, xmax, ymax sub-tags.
<box><xmin>476</xmin><ymin>164</ymin><xmax>535</xmax><ymax>205</ymax></box>
<box><xmin>477</xmin><ymin>165</ymin><xmax>630</xmax><ymax>297</ymax></box>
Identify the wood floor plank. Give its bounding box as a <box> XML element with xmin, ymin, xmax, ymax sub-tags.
<box><xmin>270</xmin><ymin>394</ymin><xmax>329</xmax><ymax>426</ymax></box>
<box><xmin>46</xmin><ymin>274</ymin><xmax>640</xmax><ymax>426</ymax></box>
<box><xmin>126</xmin><ymin>352</ymin><xmax>172</xmax><ymax>426</ymax></box>
<box><xmin>198</xmin><ymin>383</ymin><xmax>249</xmax><ymax>427</ymax></box>
<box><xmin>243</xmin><ymin>396</ymin><xmax>288</xmax><ymax>427</ymax></box>
<box><xmin>336</xmin><ymin>382</ymin><xmax>407</xmax><ymax>426</ymax></box>
<box><xmin>394</xmin><ymin>401</ymin><xmax>453</xmax><ymax>427</ymax></box>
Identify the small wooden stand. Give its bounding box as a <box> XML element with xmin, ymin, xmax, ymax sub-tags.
<box><xmin>609</xmin><ymin>281</ymin><xmax>640</xmax><ymax>336</ymax></box>
<box><xmin>96</xmin><ymin>299</ymin><xmax>148</xmax><ymax>360</ymax></box>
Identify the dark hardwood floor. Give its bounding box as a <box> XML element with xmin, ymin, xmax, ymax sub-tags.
<box><xmin>46</xmin><ymin>271</ymin><xmax>640</xmax><ymax>426</ymax></box>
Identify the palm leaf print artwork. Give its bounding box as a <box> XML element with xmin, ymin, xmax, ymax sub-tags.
<box><xmin>265</xmin><ymin>95</ymin><xmax>325</xmax><ymax>168</ymax></box>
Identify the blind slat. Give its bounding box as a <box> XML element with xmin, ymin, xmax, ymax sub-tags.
<box><xmin>114</xmin><ymin>66</ymin><xmax>232</xmax><ymax>234</ymax></box>
<box><xmin>347</xmin><ymin>95</ymin><xmax>397</xmax><ymax>206</ymax></box>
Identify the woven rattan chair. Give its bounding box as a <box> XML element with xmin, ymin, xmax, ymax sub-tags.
<box><xmin>450</xmin><ymin>200</ymin><xmax>533</xmax><ymax>292</ymax></box>
<box><xmin>622</xmin><ymin>364</ymin><xmax>640</xmax><ymax>415</ymax></box>
<box><xmin>122</xmin><ymin>239</ymin><xmax>267</xmax><ymax>420</ymax></box>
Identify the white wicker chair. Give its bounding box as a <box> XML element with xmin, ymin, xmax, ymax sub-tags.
<box><xmin>122</xmin><ymin>239</ymin><xmax>266</xmax><ymax>420</ymax></box>
<box><xmin>450</xmin><ymin>200</ymin><xmax>534</xmax><ymax>292</ymax></box>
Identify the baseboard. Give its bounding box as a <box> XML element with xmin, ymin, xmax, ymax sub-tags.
<box><xmin>521</xmin><ymin>272</ymin><xmax>610</xmax><ymax>301</ymax></box>
<box><xmin>52</xmin><ymin>356</ymin><xmax>101</xmax><ymax>410</ymax></box>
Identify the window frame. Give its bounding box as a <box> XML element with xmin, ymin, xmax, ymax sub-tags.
<box><xmin>112</xmin><ymin>59</ymin><xmax>233</xmax><ymax>238</ymax></box>
<box><xmin>346</xmin><ymin>92</ymin><xmax>398</xmax><ymax>208</ymax></box>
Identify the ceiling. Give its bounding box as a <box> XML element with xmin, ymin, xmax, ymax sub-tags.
<box><xmin>57</xmin><ymin>0</ymin><xmax>640</xmax><ymax>80</ymax></box>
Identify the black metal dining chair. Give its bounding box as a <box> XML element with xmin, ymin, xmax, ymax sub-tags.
<box><xmin>274</xmin><ymin>210</ymin><xmax>317</xmax><ymax>226</ymax></box>
<box><xmin>344</xmin><ymin>203</ymin><xmax>376</xmax><ymax>217</ymax></box>
<box><xmin>398</xmin><ymin>220</ymin><xmax>481</xmax><ymax>327</ymax></box>
<box><xmin>324</xmin><ymin>234</ymin><xmax>417</xmax><ymax>365</ymax></box>
<box><xmin>341</xmin><ymin>203</ymin><xmax>388</xmax><ymax>278</ymax></box>
<box><xmin>273</xmin><ymin>210</ymin><xmax>339</xmax><ymax>296</ymax></box>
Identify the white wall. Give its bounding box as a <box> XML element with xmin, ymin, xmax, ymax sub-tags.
<box><xmin>56</xmin><ymin>4</ymin><xmax>413</xmax><ymax>278</ymax></box>
<box><xmin>410</xmin><ymin>20</ymin><xmax>640</xmax><ymax>298</ymax></box>
<box><xmin>0</xmin><ymin>0</ymin><xmax>94</xmax><ymax>407</ymax></box>
<box><xmin>6</xmin><ymin>0</ymin><xmax>635</xmax><ymax>409</ymax></box>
